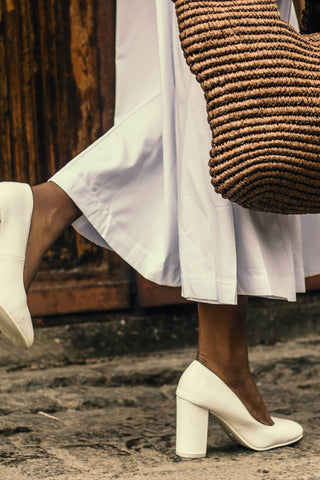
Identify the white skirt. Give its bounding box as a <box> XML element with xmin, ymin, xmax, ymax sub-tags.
<box><xmin>50</xmin><ymin>0</ymin><xmax>320</xmax><ymax>305</ymax></box>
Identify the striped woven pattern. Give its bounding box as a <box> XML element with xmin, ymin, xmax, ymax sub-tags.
<box><xmin>172</xmin><ymin>0</ymin><xmax>320</xmax><ymax>214</ymax></box>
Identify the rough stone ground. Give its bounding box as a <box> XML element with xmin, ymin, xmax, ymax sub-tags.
<box><xmin>0</xmin><ymin>326</ymin><xmax>319</xmax><ymax>480</ymax></box>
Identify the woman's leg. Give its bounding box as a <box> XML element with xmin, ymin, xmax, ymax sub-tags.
<box><xmin>23</xmin><ymin>182</ymin><xmax>81</xmax><ymax>291</ymax></box>
<box><xmin>197</xmin><ymin>297</ymin><xmax>273</xmax><ymax>425</ymax></box>
<box><xmin>22</xmin><ymin>184</ymin><xmax>286</xmax><ymax>428</ymax></box>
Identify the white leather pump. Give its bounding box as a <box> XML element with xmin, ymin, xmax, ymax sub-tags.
<box><xmin>0</xmin><ymin>182</ymin><xmax>34</xmax><ymax>348</ymax></box>
<box><xmin>176</xmin><ymin>360</ymin><xmax>303</xmax><ymax>458</ymax></box>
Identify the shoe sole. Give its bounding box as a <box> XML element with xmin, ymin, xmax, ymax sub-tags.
<box><xmin>0</xmin><ymin>303</ymin><xmax>33</xmax><ymax>348</ymax></box>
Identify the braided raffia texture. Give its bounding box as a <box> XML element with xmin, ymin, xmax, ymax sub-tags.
<box><xmin>172</xmin><ymin>0</ymin><xmax>320</xmax><ymax>214</ymax></box>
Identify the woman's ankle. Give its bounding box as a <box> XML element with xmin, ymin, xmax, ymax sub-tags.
<box><xmin>196</xmin><ymin>351</ymin><xmax>250</xmax><ymax>389</ymax></box>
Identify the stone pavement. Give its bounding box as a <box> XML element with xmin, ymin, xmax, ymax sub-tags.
<box><xmin>0</xmin><ymin>322</ymin><xmax>319</xmax><ymax>480</ymax></box>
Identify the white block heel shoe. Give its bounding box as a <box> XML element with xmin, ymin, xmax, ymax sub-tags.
<box><xmin>176</xmin><ymin>360</ymin><xmax>303</xmax><ymax>458</ymax></box>
<box><xmin>0</xmin><ymin>182</ymin><xmax>34</xmax><ymax>348</ymax></box>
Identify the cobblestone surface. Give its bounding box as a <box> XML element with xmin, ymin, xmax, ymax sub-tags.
<box><xmin>0</xmin><ymin>330</ymin><xmax>319</xmax><ymax>479</ymax></box>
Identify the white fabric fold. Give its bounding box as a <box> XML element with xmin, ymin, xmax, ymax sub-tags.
<box><xmin>50</xmin><ymin>0</ymin><xmax>320</xmax><ymax>304</ymax></box>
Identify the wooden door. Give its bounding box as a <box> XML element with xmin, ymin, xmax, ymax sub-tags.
<box><xmin>0</xmin><ymin>0</ymin><xmax>185</xmax><ymax>319</ymax></box>
<box><xmin>0</xmin><ymin>0</ymin><xmax>133</xmax><ymax>319</ymax></box>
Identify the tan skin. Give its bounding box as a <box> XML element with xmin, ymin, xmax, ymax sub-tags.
<box><xmin>24</xmin><ymin>181</ymin><xmax>315</xmax><ymax>426</ymax></box>
<box><xmin>197</xmin><ymin>299</ymin><xmax>273</xmax><ymax>425</ymax></box>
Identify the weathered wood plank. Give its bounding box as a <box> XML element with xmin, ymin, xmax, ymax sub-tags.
<box><xmin>29</xmin><ymin>270</ymin><xmax>131</xmax><ymax>316</ymax></box>
<box><xmin>96</xmin><ymin>0</ymin><xmax>116</xmax><ymax>132</ymax></box>
<box><xmin>69</xmin><ymin>0</ymin><xmax>101</xmax><ymax>155</ymax></box>
<box><xmin>0</xmin><ymin>0</ymin><xmax>13</xmax><ymax>180</ymax></box>
<box><xmin>2</xmin><ymin>0</ymin><xmax>27</xmax><ymax>181</ymax></box>
<box><xmin>19</xmin><ymin>0</ymin><xmax>39</xmax><ymax>184</ymax></box>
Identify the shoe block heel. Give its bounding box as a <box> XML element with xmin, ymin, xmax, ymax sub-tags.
<box><xmin>176</xmin><ymin>396</ymin><xmax>209</xmax><ymax>458</ymax></box>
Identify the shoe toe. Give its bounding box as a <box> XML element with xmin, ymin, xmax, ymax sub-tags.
<box><xmin>271</xmin><ymin>417</ymin><xmax>303</xmax><ymax>447</ymax></box>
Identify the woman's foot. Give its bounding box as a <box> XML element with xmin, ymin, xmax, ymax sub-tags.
<box><xmin>196</xmin><ymin>354</ymin><xmax>273</xmax><ymax>426</ymax></box>
<box><xmin>197</xmin><ymin>299</ymin><xmax>273</xmax><ymax>426</ymax></box>
<box><xmin>23</xmin><ymin>182</ymin><xmax>81</xmax><ymax>291</ymax></box>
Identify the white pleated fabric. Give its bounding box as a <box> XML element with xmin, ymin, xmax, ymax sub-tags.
<box><xmin>50</xmin><ymin>0</ymin><xmax>320</xmax><ymax>305</ymax></box>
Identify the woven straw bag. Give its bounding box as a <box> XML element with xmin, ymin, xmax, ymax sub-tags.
<box><xmin>172</xmin><ymin>0</ymin><xmax>320</xmax><ymax>214</ymax></box>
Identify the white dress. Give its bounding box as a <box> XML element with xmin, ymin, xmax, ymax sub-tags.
<box><xmin>50</xmin><ymin>0</ymin><xmax>320</xmax><ymax>305</ymax></box>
